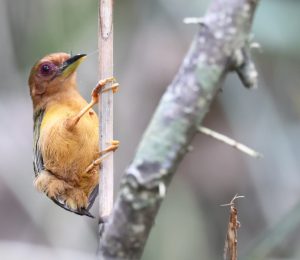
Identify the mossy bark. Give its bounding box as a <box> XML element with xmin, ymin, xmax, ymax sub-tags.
<box><xmin>98</xmin><ymin>0</ymin><xmax>260</xmax><ymax>259</ymax></box>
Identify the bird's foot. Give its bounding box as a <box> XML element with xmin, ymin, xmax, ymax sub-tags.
<box><xmin>92</xmin><ymin>77</ymin><xmax>119</xmax><ymax>103</ymax></box>
<box><xmin>85</xmin><ymin>140</ymin><xmax>120</xmax><ymax>173</ymax></box>
<box><xmin>101</xmin><ymin>82</ymin><xmax>119</xmax><ymax>94</ymax></box>
<box><xmin>107</xmin><ymin>140</ymin><xmax>120</xmax><ymax>151</ymax></box>
<box><xmin>65</xmin><ymin>77</ymin><xmax>119</xmax><ymax>131</ymax></box>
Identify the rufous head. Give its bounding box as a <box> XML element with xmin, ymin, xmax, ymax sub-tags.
<box><xmin>28</xmin><ymin>52</ymin><xmax>86</xmax><ymax>107</ymax></box>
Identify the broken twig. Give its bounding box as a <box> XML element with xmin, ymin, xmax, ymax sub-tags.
<box><xmin>222</xmin><ymin>194</ymin><xmax>244</xmax><ymax>260</ymax></box>
<box><xmin>198</xmin><ymin>126</ymin><xmax>262</xmax><ymax>158</ymax></box>
<box><xmin>183</xmin><ymin>17</ymin><xmax>205</xmax><ymax>25</ymax></box>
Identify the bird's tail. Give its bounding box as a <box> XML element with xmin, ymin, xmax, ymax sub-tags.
<box><xmin>50</xmin><ymin>185</ymin><xmax>99</xmax><ymax>218</ymax></box>
<box><xmin>87</xmin><ymin>185</ymin><xmax>99</xmax><ymax>211</ymax></box>
<box><xmin>51</xmin><ymin>198</ymin><xmax>95</xmax><ymax>218</ymax></box>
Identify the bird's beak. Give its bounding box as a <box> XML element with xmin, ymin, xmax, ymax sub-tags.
<box><xmin>59</xmin><ymin>54</ymin><xmax>87</xmax><ymax>78</ymax></box>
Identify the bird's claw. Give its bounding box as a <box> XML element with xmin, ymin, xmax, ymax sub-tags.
<box><xmin>108</xmin><ymin>140</ymin><xmax>120</xmax><ymax>151</ymax></box>
<box><xmin>91</xmin><ymin>77</ymin><xmax>118</xmax><ymax>103</ymax></box>
<box><xmin>101</xmin><ymin>83</ymin><xmax>119</xmax><ymax>94</ymax></box>
<box><xmin>85</xmin><ymin>140</ymin><xmax>120</xmax><ymax>173</ymax></box>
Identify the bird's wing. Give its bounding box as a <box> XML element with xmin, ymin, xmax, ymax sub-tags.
<box><xmin>33</xmin><ymin>108</ymin><xmax>96</xmax><ymax>218</ymax></box>
<box><xmin>33</xmin><ymin>108</ymin><xmax>45</xmax><ymax>176</ymax></box>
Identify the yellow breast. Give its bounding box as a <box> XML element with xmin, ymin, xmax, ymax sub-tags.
<box><xmin>39</xmin><ymin>103</ymin><xmax>99</xmax><ymax>179</ymax></box>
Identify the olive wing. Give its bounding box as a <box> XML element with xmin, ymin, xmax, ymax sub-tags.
<box><xmin>33</xmin><ymin>109</ymin><xmax>45</xmax><ymax>176</ymax></box>
<box><xmin>33</xmin><ymin>109</ymin><xmax>96</xmax><ymax>218</ymax></box>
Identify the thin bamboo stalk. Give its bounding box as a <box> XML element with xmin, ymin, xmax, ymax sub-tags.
<box><xmin>98</xmin><ymin>0</ymin><xmax>114</xmax><ymax>222</ymax></box>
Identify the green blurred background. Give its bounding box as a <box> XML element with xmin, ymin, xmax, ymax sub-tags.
<box><xmin>1</xmin><ymin>0</ymin><xmax>300</xmax><ymax>259</ymax></box>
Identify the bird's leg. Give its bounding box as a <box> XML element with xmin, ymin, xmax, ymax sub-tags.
<box><xmin>66</xmin><ymin>77</ymin><xmax>119</xmax><ymax>131</ymax></box>
<box><xmin>85</xmin><ymin>140</ymin><xmax>119</xmax><ymax>173</ymax></box>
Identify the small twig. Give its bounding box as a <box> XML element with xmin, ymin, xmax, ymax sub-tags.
<box><xmin>98</xmin><ymin>0</ymin><xmax>114</xmax><ymax>227</ymax></box>
<box><xmin>198</xmin><ymin>126</ymin><xmax>262</xmax><ymax>158</ymax></box>
<box><xmin>230</xmin><ymin>46</ymin><xmax>258</xmax><ymax>89</ymax></box>
<box><xmin>183</xmin><ymin>17</ymin><xmax>206</xmax><ymax>25</ymax></box>
<box><xmin>221</xmin><ymin>194</ymin><xmax>245</xmax><ymax>207</ymax></box>
<box><xmin>236</xmin><ymin>47</ymin><xmax>258</xmax><ymax>88</ymax></box>
<box><xmin>222</xmin><ymin>194</ymin><xmax>244</xmax><ymax>260</ymax></box>
<box><xmin>250</xmin><ymin>42</ymin><xmax>261</xmax><ymax>50</ymax></box>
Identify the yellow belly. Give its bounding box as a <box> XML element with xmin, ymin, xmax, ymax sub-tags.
<box><xmin>39</xmin><ymin>104</ymin><xmax>99</xmax><ymax>182</ymax></box>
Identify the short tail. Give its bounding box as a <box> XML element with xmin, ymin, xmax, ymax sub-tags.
<box><xmin>87</xmin><ymin>185</ymin><xmax>99</xmax><ymax>211</ymax></box>
<box><xmin>51</xmin><ymin>198</ymin><xmax>95</xmax><ymax>218</ymax></box>
<box><xmin>50</xmin><ymin>185</ymin><xmax>99</xmax><ymax>218</ymax></box>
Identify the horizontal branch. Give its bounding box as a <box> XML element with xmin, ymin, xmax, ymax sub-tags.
<box><xmin>98</xmin><ymin>0</ymin><xmax>260</xmax><ymax>259</ymax></box>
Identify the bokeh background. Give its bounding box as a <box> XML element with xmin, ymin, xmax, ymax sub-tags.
<box><xmin>1</xmin><ymin>0</ymin><xmax>300</xmax><ymax>259</ymax></box>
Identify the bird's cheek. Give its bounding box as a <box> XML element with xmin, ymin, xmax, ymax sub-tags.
<box><xmin>33</xmin><ymin>82</ymin><xmax>47</xmax><ymax>96</ymax></box>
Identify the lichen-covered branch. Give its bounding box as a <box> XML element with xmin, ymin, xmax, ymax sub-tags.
<box><xmin>98</xmin><ymin>0</ymin><xmax>260</xmax><ymax>259</ymax></box>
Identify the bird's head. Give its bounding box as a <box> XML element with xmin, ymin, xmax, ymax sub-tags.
<box><xmin>28</xmin><ymin>52</ymin><xmax>86</xmax><ymax>107</ymax></box>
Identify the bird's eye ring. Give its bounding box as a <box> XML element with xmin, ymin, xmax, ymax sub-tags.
<box><xmin>39</xmin><ymin>62</ymin><xmax>55</xmax><ymax>76</ymax></box>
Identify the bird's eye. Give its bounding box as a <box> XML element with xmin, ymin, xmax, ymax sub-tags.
<box><xmin>39</xmin><ymin>62</ymin><xmax>55</xmax><ymax>76</ymax></box>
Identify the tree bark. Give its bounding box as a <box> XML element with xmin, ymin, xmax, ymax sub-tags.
<box><xmin>98</xmin><ymin>0</ymin><xmax>260</xmax><ymax>259</ymax></box>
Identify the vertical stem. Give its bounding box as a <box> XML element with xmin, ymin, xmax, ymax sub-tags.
<box><xmin>98</xmin><ymin>0</ymin><xmax>113</xmax><ymax>222</ymax></box>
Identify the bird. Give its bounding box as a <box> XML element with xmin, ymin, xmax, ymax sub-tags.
<box><xmin>28</xmin><ymin>52</ymin><xmax>119</xmax><ymax>217</ymax></box>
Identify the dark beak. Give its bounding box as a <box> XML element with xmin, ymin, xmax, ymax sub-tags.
<box><xmin>58</xmin><ymin>54</ymin><xmax>87</xmax><ymax>77</ymax></box>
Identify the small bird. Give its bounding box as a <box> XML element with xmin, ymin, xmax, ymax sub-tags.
<box><xmin>28</xmin><ymin>52</ymin><xmax>119</xmax><ymax>217</ymax></box>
